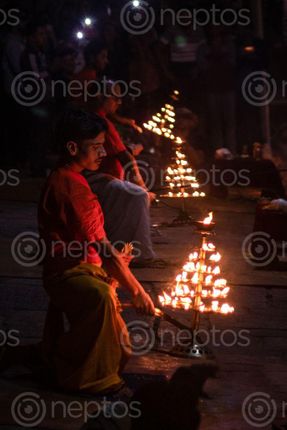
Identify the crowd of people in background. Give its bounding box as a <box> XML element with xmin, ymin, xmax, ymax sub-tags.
<box><xmin>0</xmin><ymin>0</ymin><xmax>286</xmax><ymax>176</ymax></box>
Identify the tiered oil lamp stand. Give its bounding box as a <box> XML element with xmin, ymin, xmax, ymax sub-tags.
<box><xmin>152</xmin><ymin>213</ymin><xmax>234</xmax><ymax>359</ymax></box>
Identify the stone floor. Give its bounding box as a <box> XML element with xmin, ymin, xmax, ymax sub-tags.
<box><xmin>0</xmin><ymin>183</ymin><xmax>287</xmax><ymax>429</ymax></box>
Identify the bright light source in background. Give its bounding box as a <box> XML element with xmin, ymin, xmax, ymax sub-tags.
<box><xmin>76</xmin><ymin>31</ymin><xmax>84</xmax><ymax>40</ymax></box>
<box><xmin>84</xmin><ymin>17</ymin><xmax>92</xmax><ymax>26</ymax></box>
<box><xmin>132</xmin><ymin>0</ymin><xmax>140</xmax><ymax>7</ymax></box>
<box><xmin>244</xmin><ymin>45</ymin><xmax>255</xmax><ymax>53</ymax></box>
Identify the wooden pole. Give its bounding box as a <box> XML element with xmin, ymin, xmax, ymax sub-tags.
<box><xmin>252</xmin><ymin>0</ymin><xmax>272</xmax><ymax>150</ymax></box>
<box><xmin>191</xmin><ymin>235</ymin><xmax>206</xmax><ymax>331</ymax></box>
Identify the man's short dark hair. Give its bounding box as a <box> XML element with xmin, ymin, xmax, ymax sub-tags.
<box><xmin>54</xmin><ymin>109</ymin><xmax>107</xmax><ymax>154</ymax></box>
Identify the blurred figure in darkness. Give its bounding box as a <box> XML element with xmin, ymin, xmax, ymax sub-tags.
<box><xmin>197</xmin><ymin>26</ymin><xmax>237</xmax><ymax>156</ymax></box>
<box><xmin>51</xmin><ymin>43</ymin><xmax>77</xmax><ymax>113</ymax></box>
<box><xmin>1</xmin><ymin>25</ymin><xmax>27</xmax><ymax>165</ymax></box>
<box><xmin>272</xmin><ymin>124</ymin><xmax>287</xmax><ymax>194</ymax></box>
<box><xmin>175</xmin><ymin>108</ymin><xmax>205</xmax><ymax>168</ymax></box>
<box><xmin>160</xmin><ymin>18</ymin><xmax>205</xmax><ymax>107</ymax></box>
<box><xmin>72</xmin><ymin>39</ymin><xmax>109</xmax><ymax>109</ymax></box>
<box><xmin>73</xmin><ymin>40</ymin><xmax>142</xmax><ymax>134</ymax></box>
<box><xmin>2</xmin><ymin>28</ymin><xmax>26</xmax><ymax>96</ymax></box>
<box><xmin>20</xmin><ymin>19</ymin><xmax>52</xmax><ymax>176</ymax></box>
<box><xmin>21</xmin><ymin>19</ymin><xmax>50</xmax><ymax>78</ymax></box>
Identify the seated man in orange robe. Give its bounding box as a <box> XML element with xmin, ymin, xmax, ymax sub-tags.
<box><xmin>36</xmin><ymin>109</ymin><xmax>155</xmax><ymax>394</ymax></box>
<box><xmin>36</xmin><ymin>109</ymin><xmax>154</xmax><ymax>394</ymax></box>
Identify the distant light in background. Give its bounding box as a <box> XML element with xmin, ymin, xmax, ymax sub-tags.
<box><xmin>132</xmin><ymin>0</ymin><xmax>140</xmax><ymax>7</ymax></box>
<box><xmin>84</xmin><ymin>17</ymin><xmax>92</xmax><ymax>26</ymax></box>
<box><xmin>244</xmin><ymin>45</ymin><xmax>255</xmax><ymax>53</ymax></box>
<box><xmin>76</xmin><ymin>31</ymin><xmax>84</xmax><ymax>40</ymax></box>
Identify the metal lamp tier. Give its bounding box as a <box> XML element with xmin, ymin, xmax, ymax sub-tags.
<box><xmin>154</xmin><ymin>213</ymin><xmax>234</xmax><ymax>358</ymax></box>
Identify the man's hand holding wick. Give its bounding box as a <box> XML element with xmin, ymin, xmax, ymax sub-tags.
<box><xmin>148</xmin><ymin>192</ymin><xmax>156</xmax><ymax>204</ymax></box>
<box><xmin>131</xmin><ymin>288</ymin><xmax>155</xmax><ymax>315</ymax></box>
<box><xmin>111</xmin><ymin>114</ymin><xmax>143</xmax><ymax>133</ymax></box>
<box><xmin>128</xmin><ymin>119</ymin><xmax>143</xmax><ymax>134</ymax></box>
<box><xmin>121</xmin><ymin>117</ymin><xmax>143</xmax><ymax>133</ymax></box>
<box><xmin>99</xmin><ymin>238</ymin><xmax>155</xmax><ymax>316</ymax></box>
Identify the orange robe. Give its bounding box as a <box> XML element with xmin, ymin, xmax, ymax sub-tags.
<box><xmin>38</xmin><ymin>165</ymin><xmax>131</xmax><ymax>393</ymax></box>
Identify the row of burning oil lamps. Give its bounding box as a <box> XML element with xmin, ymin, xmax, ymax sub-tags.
<box><xmin>158</xmin><ymin>213</ymin><xmax>235</xmax><ymax>315</ymax></box>
<box><xmin>143</xmin><ymin>89</ymin><xmax>179</xmax><ymax>138</ymax></box>
<box><xmin>158</xmin><ymin>256</ymin><xmax>233</xmax><ymax>313</ymax></box>
<box><xmin>159</xmin><ymin>295</ymin><xmax>234</xmax><ymax>314</ymax></box>
<box><xmin>164</xmin><ymin>150</ymin><xmax>206</xmax><ymax>198</ymax></box>
<box><xmin>143</xmin><ymin>101</ymin><xmax>206</xmax><ymax>198</ymax></box>
<box><xmin>143</xmin><ymin>103</ymin><xmax>184</xmax><ymax>142</ymax></box>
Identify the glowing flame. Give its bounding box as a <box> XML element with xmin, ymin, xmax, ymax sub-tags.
<box><xmin>203</xmin><ymin>212</ymin><xmax>213</xmax><ymax>225</ymax></box>
<box><xmin>205</xmin><ymin>275</ymin><xmax>213</xmax><ymax>285</ymax></box>
<box><xmin>244</xmin><ymin>45</ymin><xmax>255</xmax><ymax>53</ymax></box>
<box><xmin>221</xmin><ymin>304</ymin><xmax>234</xmax><ymax>314</ymax></box>
<box><xmin>203</xmin><ymin>243</ymin><xmax>216</xmax><ymax>252</ymax></box>
<box><xmin>210</xmin><ymin>252</ymin><xmax>221</xmax><ymax>262</ymax></box>
<box><xmin>212</xmin><ymin>266</ymin><xmax>221</xmax><ymax>275</ymax></box>
<box><xmin>191</xmin><ymin>272</ymin><xmax>199</xmax><ymax>284</ymax></box>
<box><xmin>189</xmin><ymin>252</ymin><xmax>199</xmax><ymax>261</ymax></box>
<box><xmin>157</xmin><ymin>211</ymin><xmax>233</xmax><ymax>314</ymax></box>
<box><xmin>159</xmin><ymin>266</ymin><xmax>233</xmax><ymax>313</ymax></box>
<box><xmin>214</xmin><ymin>279</ymin><xmax>227</xmax><ymax>288</ymax></box>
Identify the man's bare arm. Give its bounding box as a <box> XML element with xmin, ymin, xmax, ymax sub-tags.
<box><xmin>98</xmin><ymin>237</ymin><xmax>155</xmax><ymax>315</ymax></box>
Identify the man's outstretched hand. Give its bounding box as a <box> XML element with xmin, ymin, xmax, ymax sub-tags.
<box><xmin>132</xmin><ymin>289</ymin><xmax>155</xmax><ymax>315</ymax></box>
